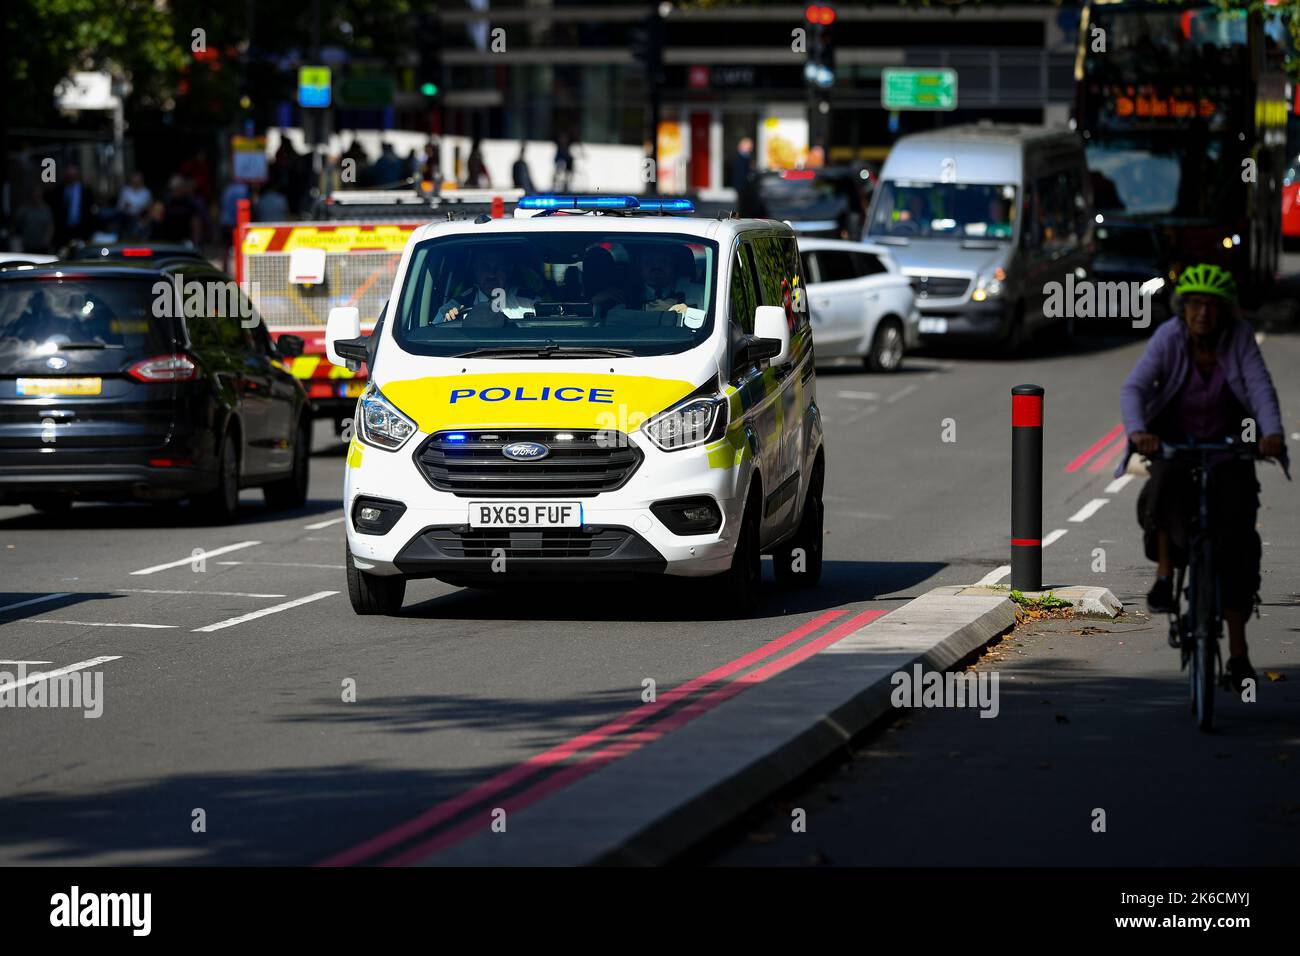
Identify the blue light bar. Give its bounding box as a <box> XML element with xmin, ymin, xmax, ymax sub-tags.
<box><xmin>637</xmin><ymin>198</ymin><xmax>695</xmax><ymax>213</ymax></box>
<box><xmin>518</xmin><ymin>194</ymin><xmax>640</xmax><ymax>210</ymax></box>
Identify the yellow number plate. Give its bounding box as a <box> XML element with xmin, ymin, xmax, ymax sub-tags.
<box><xmin>16</xmin><ymin>377</ymin><xmax>102</xmax><ymax>397</ymax></box>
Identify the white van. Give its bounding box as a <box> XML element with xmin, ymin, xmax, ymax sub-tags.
<box><xmin>865</xmin><ymin>124</ymin><xmax>1094</xmax><ymax>348</ymax></box>
<box><xmin>325</xmin><ymin>196</ymin><xmax>826</xmax><ymax>616</ymax></box>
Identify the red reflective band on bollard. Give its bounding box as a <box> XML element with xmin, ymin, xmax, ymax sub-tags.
<box><xmin>1011</xmin><ymin>394</ymin><xmax>1042</xmax><ymax>428</ymax></box>
<box><xmin>1010</xmin><ymin>538</ymin><xmax>1041</xmax><ymax>546</ymax></box>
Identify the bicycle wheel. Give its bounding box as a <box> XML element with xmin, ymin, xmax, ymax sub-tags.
<box><xmin>1193</xmin><ymin>540</ymin><xmax>1217</xmax><ymax>732</ymax></box>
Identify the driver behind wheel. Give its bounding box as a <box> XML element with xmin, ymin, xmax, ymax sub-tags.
<box><xmin>1117</xmin><ymin>263</ymin><xmax>1287</xmax><ymax>692</ymax></box>
<box><xmin>438</xmin><ymin>248</ymin><xmax>535</xmax><ymax>322</ymax></box>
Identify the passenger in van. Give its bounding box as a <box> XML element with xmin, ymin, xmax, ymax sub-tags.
<box><xmin>581</xmin><ymin>246</ymin><xmax>626</xmax><ymax>315</ymax></box>
<box><xmin>438</xmin><ymin>249</ymin><xmax>535</xmax><ymax>322</ymax></box>
<box><xmin>631</xmin><ymin>245</ymin><xmax>705</xmax><ymax>328</ymax></box>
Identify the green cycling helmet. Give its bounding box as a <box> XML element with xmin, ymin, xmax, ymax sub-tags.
<box><xmin>1174</xmin><ymin>263</ymin><xmax>1237</xmax><ymax>302</ymax></box>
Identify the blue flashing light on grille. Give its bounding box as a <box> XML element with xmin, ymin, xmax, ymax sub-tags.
<box><xmin>637</xmin><ymin>198</ymin><xmax>695</xmax><ymax>213</ymax></box>
<box><xmin>445</xmin><ymin>433</ymin><xmax>468</xmax><ymax>442</ymax></box>
<box><xmin>518</xmin><ymin>194</ymin><xmax>640</xmax><ymax>210</ymax></box>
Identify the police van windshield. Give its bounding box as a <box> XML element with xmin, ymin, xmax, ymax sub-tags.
<box><xmin>393</xmin><ymin>232</ymin><xmax>717</xmax><ymax>358</ymax></box>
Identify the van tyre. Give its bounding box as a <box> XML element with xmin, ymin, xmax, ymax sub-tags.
<box><xmin>720</xmin><ymin>489</ymin><xmax>763</xmax><ymax>616</ymax></box>
<box><xmin>346</xmin><ymin>544</ymin><xmax>406</xmax><ymax>615</ymax></box>
<box><xmin>774</xmin><ymin>460</ymin><xmax>824</xmax><ymax>589</ymax></box>
<box><xmin>264</xmin><ymin>417</ymin><xmax>311</xmax><ymax>510</ymax></box>
<box><xmin>865</xmin><ymin>318</ymin><xmax>904</xmax><ymax>372</ymax></box>
<box><xmin>195</xmin><ymin>430</ymin><xmax>240</xmax><ymax>525</ymax></box>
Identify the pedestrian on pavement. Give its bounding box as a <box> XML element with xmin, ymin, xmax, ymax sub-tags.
<box><xmin>219</xmin><ymin>179</ymin><xmax>250</xmax><ymax>268</ymax></box>
<box><xmin>53</xmin><ymin>164</ymin><xmax>96</xmax><ymax>246</ymax></box>
<box><xmin>252</xmin><ymin>183</ymin><xmax>290</xmax><ymax>222</ymax></box>
<box><xmin>9</xmin><ymin>185</ymin><xmax>55</xmax><ymax>253</ymax></box>
<box><xmin>157</xmin><ymin>175</ymin><xmax>203</xmax><ymax>245</ymax></box>
<box><xmin>553</xmin><ymin>132</ymin><xmax>573</xmax><ymax>191</ymax></box>
<box><xmin>1119</xmin><ymin>263</ymin><xmax>1288</xmax><ymax>692</ymax></box>
<box><xmin>511</xmin><ymin>142</ymin><xmax>534</xmax><ymax>193</ymax></box>
<box><xmin>730</xmin><ymin>136</ymin><xmax>754</xmax><ymax>190</ymax></box>
<box><xmin>369</xmin><ymin>141</ymin><xmax>405</xmax><ymax>187</ymax></box>
<box><xmin>467</xmin><ymin>139</ymin><xmax>489</xmax><ymax>188</ymax></box>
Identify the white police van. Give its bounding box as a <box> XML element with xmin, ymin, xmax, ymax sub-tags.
<box><xmin>326</xmin><ymin>195</ymin><xmax>825</xmax><ymax>616</ymax></box>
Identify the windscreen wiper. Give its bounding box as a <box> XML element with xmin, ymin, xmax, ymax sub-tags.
<box><xmin>54</xmin><ymin>342</ymin><xmax>123</xmax><ymax>350</ymax></box>
<box><xmin>455</xmin><ymin>345</ymin><xmax>635</xmax><ymax>358</ymax></box>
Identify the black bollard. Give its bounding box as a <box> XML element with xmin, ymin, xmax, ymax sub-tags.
<box><xmin>1011</xmin><ymin>384</ymin><xmax>1043</xmax><ymax>592</ymax></box>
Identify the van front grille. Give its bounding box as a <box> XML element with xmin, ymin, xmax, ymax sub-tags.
<box><xmin>908</xmin><ymin>275</ymin><xmax>971</xmax><ymax>300</ymax></box>
<box><xmin>414</xmin><ymin>429</ymin><xmax>642</xmax><ymax>497</ymax></box>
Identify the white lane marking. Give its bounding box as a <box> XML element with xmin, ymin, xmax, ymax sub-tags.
<box><xmin>977</xmin><ymin>566</ymin><xmax>1010</xmax><ymax>586</ymax></box>
<box><xmin>885</xmin><ymin>384</ymin><xmax>918</xmax><ymax>405</ymax></box>
<box><xmin>1105</xmin><ymin>474</ymin><xmax>1135</xmax><ymax>494</ymax></box>
<box><xmin>115</xmin><ymin>588</ymin><xmax>287</xmax><ymax>599</ymax></box>
<box><xmin>216</xmin><ymin>561</ymin><xmax>345</xmax><ymax>570</ymax></box>
<box><xmin>836</xmin><ymin>390</ymin><xmax>879</xmax><ymax>401</ymax></box>
<box><xmin>35</xmin><ymin>620</ymin><xmax>176</xmax><ymax>629</ymax></box>
<box><xmin>0</xmin><ymin>660</ymin><xmax>52</xmax><ymax>665</ymax></box>
<box><xmin>1068</xmin><ymin>498</ymin><xmax>1110</xmax><ymax>523</ymax></box>
<box><xmin>304</xmin><ymin>515</ymin><xmax>346</xmax><ymax>530</ymax></box>
<box><xmin>0</xmin><ymin>592</ymin><xmax>72</xmax><ymax>614</ymax></box>
<box><xmin>0</xmin><ymin>655</ymin><xmax>121</xmax><ymax>692</ymax></box>
<box><xmin>193</xmin><ymin>590</ymin><xmax>338</xmax><ymax>633</ymax></box>
<box><xmin>130</xmin><ymin>541</ymin><xmax>260</xmax><ymax>576</ymax></box>
<box><xmin>1042</xmin><ymin>528</ymin><xmax>1069</xmax><ymax>548</ymax></box>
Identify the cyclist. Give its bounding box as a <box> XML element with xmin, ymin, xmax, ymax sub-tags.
<box><xmin>1117</xmin><ymin>264</ymin><xmax>1287</xmax><ymax>691</ymax></box>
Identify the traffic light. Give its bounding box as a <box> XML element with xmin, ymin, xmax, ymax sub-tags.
<box><xmin>804</xmin><ymin>4</ymin><xmax>836</xmax><ymax>90</ymax></box>
<box><xmin>416</xmin><ymin>12</ymin><xmax>444</xmax><ymax>99</ymax></box>
<box><xmin>631</xmin><ymin>13</ymin><xmax>665</xmax><ymax>87</ymax></box>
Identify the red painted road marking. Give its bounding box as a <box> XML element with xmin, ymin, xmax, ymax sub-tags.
<box><xmin>384</xmin><ymin>607</ymin><xmax>888</xmax><ymax>866</ymax></box>
<box><xmin>319</xmin><ymin>607</ymin><xmax>854</xmax><ymax>867</ymax></box>
<box><xmin>1065</xmin><ymin>424</ymin><xmax>1124</xmax><ymax>473</ymax></box>
<box><xmin>1087</xmin><ymin>435</ymin><xmax>1129</xmax><ymax>473</ymax></box>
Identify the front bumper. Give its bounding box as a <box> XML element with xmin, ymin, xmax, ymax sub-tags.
<box><xmin>393</xmin><ymin>524</ymin><xmax>667</xmax><ymax>584</ymax></box>
<box><xmin>345</xmin><ymin>429</ymin><xmax>747</xmax><ymax>580</ymax></box>
<box><xmin>915</xmin><ymin>299</ymin><xmax>1011</xmax><ymax>344</ymax></box>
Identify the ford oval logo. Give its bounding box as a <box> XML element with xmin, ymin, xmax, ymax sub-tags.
<box><xmin>502</xmin><ymin>441</ymin><xmax>550</xmax><ymax>461</ymax></box>
<box><xmin>46</xmin><ymin>356</ymin><xmax>68</xmax><ymax>370</ymax></box>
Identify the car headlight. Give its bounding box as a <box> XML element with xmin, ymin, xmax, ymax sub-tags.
<box><xmin>643</xmin><ymin>395</ymin><xmax>728</xmax><ymax>451</ymax></box>
<box><xmin>357</xmin><ymin>384</ymin><xmax>416</xmax><ymax>450</ymax></box>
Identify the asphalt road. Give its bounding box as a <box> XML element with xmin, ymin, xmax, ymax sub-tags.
<box><xmin>2</xmin><ymin>306</ymin><xmax>1296</xmax><ymax>865</ymax></box>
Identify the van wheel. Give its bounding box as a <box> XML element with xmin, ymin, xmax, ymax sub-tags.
<box><xmin>774</xmin><ymin>459</ymin><xmax>824</xmax><ymax>589</ymax></box>
<box><xmin>264</xmin><ymin>418</ymin><xmax>311</xmax><ymax>510</ymax></box>
<box><xmin>864</xmin><ymin>318</ymin><xmax>904</xmax><ymax>372</ymax></box>
<box><xmin>346</xmin><ymin>544</ymin><xmax>406</xmax><ymax>615</ymax></box>
<box><xmin>194</xmin><ymin>430</ymin><xmax>240</xmax><ymax>524</ymax></box>
<box><xmin>720</xmin><ymin>489</ymin><xmax>763</xmax><ymax>617</ymax></box>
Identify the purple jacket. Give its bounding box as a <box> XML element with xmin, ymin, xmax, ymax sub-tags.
<box><xmin>1117</xmin><ymin>316</ymin><xmax>1285</xmax><ymax>478</ymax></box>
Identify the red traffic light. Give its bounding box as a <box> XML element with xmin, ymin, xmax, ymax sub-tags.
<box><xmin>805</xmin><ymin>4</ymin><xmax>836</xmax><ymax>26</ymax></box>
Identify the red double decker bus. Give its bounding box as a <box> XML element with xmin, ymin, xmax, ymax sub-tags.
<box><xmin>1074</xmin><ymin>1</ymin><xmax>1290</xmax><ymax>297</ymax></box>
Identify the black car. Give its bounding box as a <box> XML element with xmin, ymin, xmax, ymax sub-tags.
<box><xmin>63</xmin><ymin>241</ymin><xmax>209</xmax><ymax>266</ymax></box>
<box><xmin>739</xmin><ymin>166</ymin><xmax>874</xmax><ymax>240</ymax></box>
<box><xmin>0</xmin><ymin>261</ymin><xmax>310</xmax><ymax>522</ymax></box>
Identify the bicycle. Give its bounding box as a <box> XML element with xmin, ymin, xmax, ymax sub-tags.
<box><xmin>1158</xmin><ymin>439</ymin><xmax>1279</xmax><ymax>732</ymax></box>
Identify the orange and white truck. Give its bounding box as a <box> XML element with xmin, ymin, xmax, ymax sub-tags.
<box><xmin>234</xmin><ymin>188</ymin><xmax>521</xmax><ymax>429</ymax></box>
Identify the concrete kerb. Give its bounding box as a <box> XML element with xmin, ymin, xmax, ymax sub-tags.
<box><xmin>420</xmin><ymin>585</ymin><xmax>1020</xmax><ymax>867</ymax></box>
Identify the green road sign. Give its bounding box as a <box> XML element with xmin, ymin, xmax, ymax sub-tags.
<box><xmin>298</xmin><ymin>66</ymin><xmax>332</xmax><ymax>108</ymax></box>
<box><xmin>881</xmin><ymin>68</ymin><xmax>957</xmax><ymax>111</ymax></box>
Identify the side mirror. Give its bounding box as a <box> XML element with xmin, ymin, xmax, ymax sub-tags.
<box><xmin>325</xmin><ymin>306</ymin><xmax>366</xmax><ymax>368</ymax></box>
<box><xmin>753</xmin><ymin>304</ymin><xmax>791</xmax><ymax>366</ymax></box>
<box><xmin>277</xmin><ymin>334</ymin><xmax>305</xmax><ymax>358</ymax></box>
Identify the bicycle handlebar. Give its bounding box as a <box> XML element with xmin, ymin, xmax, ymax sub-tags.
<box><xmin>1158</xmin><ymin>439</ymin><xmax>1292</xmax><ymax>480</ymax></box>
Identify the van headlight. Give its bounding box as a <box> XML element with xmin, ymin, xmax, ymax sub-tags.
<box><xmin>358</xmin><ymin>384</ymin><xmax>416</xmax><ymax>450</ymax></box>
<box><xmin>972</xmin><ymin>269</ymin><xmax>1004</xmax><ymax>301</ymax></box>
<box><xmin>643</xmin><ymin>395</ymin><xmax>728</xmax><ymax>451</ymax></box>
